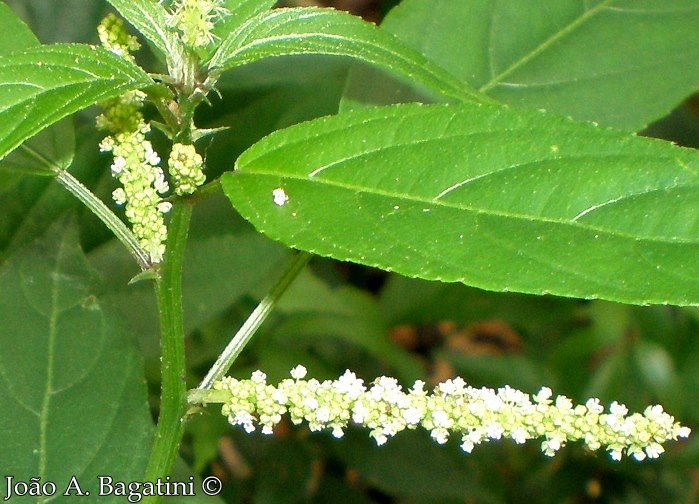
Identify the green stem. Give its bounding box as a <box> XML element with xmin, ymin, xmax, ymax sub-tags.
<box><xmin>20</xmin><ymin>142</ymin><xmax>151</xmax><ymax>270</ymax></box>
<box><xmin>197</xmin><ymin>251</ymin><xmax>312</xmax><ymax>391</ymax></box>
<box><xmin>144</xmin><ymin>201</ymin><xmax>192</xmax><ymax>491</ymax></box>
<box><xmin>55</xmin><ymin>169</ymin><xmax>151</xmax><ymax>270</ymax></box>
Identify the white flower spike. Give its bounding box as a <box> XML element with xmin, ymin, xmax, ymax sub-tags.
<box><xmin>213</xmin><ymin>368</ymin><xmax>690</xmax><ymax>461</ymax></box>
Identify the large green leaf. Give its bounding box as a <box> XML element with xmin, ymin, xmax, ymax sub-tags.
<box><xmin>222</xmin><ymin>103</ymin><xmax>699</xmax><ymax>306</ymax></box>
<box><xmin>0</xmin><ymin>220</ymin><xmax>152</xmax><ymax>499</ymax></box>
<box><xmin>0</xmin><ymin>43</ymin><xmax>154</xmax><ymax>162</ymax></box>
<box><xmin>0</xmin><ymin>8</ymin><xmax>75</xmax><ymax>185</ymax></box>
<box><xmin>208</xmin><ymin>7</ymin><xmax>486</xmax><ymax>104</ymax></box>
<box><xmin>367</xmin><ymin>0</ymin><xmax>699</xmax><ymax>131</ymax></box>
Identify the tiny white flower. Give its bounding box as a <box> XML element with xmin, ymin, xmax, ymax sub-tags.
<box><xmin>646</xmin><ymin>443</ymin><xmax>664</xmax><ymax>458</ymax></box>
<box><xmin>290</xmin><ymin>365</ymin><xmax>307</xmax><ymax>380</ymax></box>
<box><xmin>144</xmin><ymin>144</ymin><xmax>161</xmax><ymax>166</ymax></box>
<box><xmin>461</xmin><ymin>439</ymin><xmax>475</xmax><ymax>453</ymax></box>
<box><xmin>372</xmin><ymin>432</ymin><xmax>388</xmax><ymax>446</ymax></box>
<box><xmin>111</xmin><ymin>156</ymin><xmax>127</xmax><ymax>175</ymax></box>
<box><xmin>432</xmin><ymin>410</ymin><xmax>450</xmax><ymax>427</ymax></box>
<box><xmin>157</xmin><ymin>201</ymin><xmax>173</xmax><ymax>213</ymax></box>
<box><xmin>512</xmin><ymin>427</ymin><xmax>528</xmax><ymax>444</ymax></box>
<box><xmin>251</xmin><ymin>370</ymin><xmax>266</xmax><ymax>383</ymax></box>
<box><xmin>534</xmin><ymin>387</ymin><xmax>553</xmax><ymax>403</ymax></box>
<box><xmin>610</xmin><ymin>401</ymin><xmax>628</xmax><ymax>416</ymax></box>
<box><xmin>631</xmin><ymin>447</ymin><xmax>646</xmax><ymax>461</ymax></box>
<box><xmin>112</xmin><ymin>188</ymin><xmax>127</xmax><ymax>205</ymax></box>
<box><xmin>431</xmin><ymin>428</ymin><xmax>449</xmax><ymax>444</ymax></box>
<box><xmin>555</xmin><ymin>396</ymin><xmax>573</xmax><ymax>411</ymax></box>
<box><xmin>585</xmin><ymin>398</ymin><xmax>604</xmax><ymax>414</ymax></box>
<box><xmin>403</xmin><ymin>408</ymin><xmax>422</xmax><ymax>425</ymax></box>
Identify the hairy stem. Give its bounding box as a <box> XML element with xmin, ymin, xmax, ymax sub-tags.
<box><xmin>197</xmin><ymin>250</ymin><xmax>312</xmax><ymax>390</ymax></box>
<box><xmin>144</xmin><ymin>201</ymin><xmax>192</xmax><ymax>492</ymax></box>
<box><xmin>54</xmin><ymin>169</ymin><xmax>151</xmax><ymax>270</ymax></box>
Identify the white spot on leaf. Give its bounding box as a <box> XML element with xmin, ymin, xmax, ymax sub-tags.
<box><xmin>272</xmin><ymin>187</ymin><xmax>289</xmax><ymax>206</ymax></box>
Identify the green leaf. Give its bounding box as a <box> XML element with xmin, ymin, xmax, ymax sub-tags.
<box><xmin>107</xmin><ymin>0</ymin><xmax>186</xmax><ymax>67</ymax></box>
<box><xmin>372</xmin><ymin>0</ymin><xmax>699</xmax><ymax>131</ymax></box>
<box><xmin>222</xmin><ymin>103</ymin><xmax>699</xmax><ymax>306</ymax></box>
<box><xmin>0</xmin><ymin>219</ymin><xmax>152</xmax><ymax>497</ymax></box>
<box><xmin>0</xmin><ymin>12</ymin><xmax>76</xmax><ymax>181</ymax></box>
<box><xmin>268</xmin><ymin>268</ymin><xmax>423</xmax><ymax>383</ymax></box>
<box><xmin>0</xmin><ymin>117</ymin><xmax>75</xmax><ymax>176</ymax></box>
<box><xmin>199</xmin><ymin>55</ymin><xmax>351</xmax><ymax>178</ymax></box>
<box><xmin>0</xmin><ymin>43</ymin><xmax>154</xmax><ymax>162</ymax></box>
<box><xmin>0</xmin><ymin>2</ymin><xmax>40</xmax><ymax>54</ymax></box>
<box><xmin>208</xmin><ymin>7</ymin><xmax>486</xmax><ymax>104</ymax></box>
<box><xmin>213</xmin><ymin>0</ymin><xmax>277</xmax><ymax>39</ymax></box>
<box><xmin>4</xmin><ymin>0</ymin><xmax>109</xmax><ymax>45</ymax></box>
<box><xmin>333</xmin><ymin>429</ymin><xmax>496</xmax><ymax>502</ymax></box>
<box><xmin>633</xmin><ymin>339</ymin><xmax>683</xmax><ymax>412</ymax></box>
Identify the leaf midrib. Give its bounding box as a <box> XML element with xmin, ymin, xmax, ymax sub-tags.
<box><xmin>39</xmin><ymin>240</ymin><xmax>63</xmax><ymax>492</ymax></box>
<box><xmin>231</xmin><ymin>168</ymin><xmax>697</xmax><ymax>245</ymax></box>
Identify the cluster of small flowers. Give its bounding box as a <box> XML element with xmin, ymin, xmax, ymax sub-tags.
<box><xmin>98</xmin><ymin>115</ymin><xmax>171</xmax><ymax>264</ymax></box>
<box><xmin>214</xmin><ymin>366</ymin><xmax>691</xmax><ymax>461</ymax></box>
<box><xmin>166</xmin><ymin>0</ymin><xmax>229</xmax><ymax>49</ymax></box>
<box><xmin>96</xmin><ymin>15</ymin><xmax>171</xmax><ymax>264</ymax></box>
<box><xmin>97</xmin><ymin>13</ymin><xmax>140</xmax><ymax>59</ymax></box>
<box><xmin>168</xmin><ymin>143</ymin><xmax>206</xmax><ymax>195</ymax></box>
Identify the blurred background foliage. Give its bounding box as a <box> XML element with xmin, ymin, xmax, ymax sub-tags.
<box><xmin>3</xmin><ymin>0</ymin><xmax>699</xmax><ymax>502</ymax></box>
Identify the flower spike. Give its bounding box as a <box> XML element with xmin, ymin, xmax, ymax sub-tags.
<box><xmin>213</xmin><ymin>367</ymin><xmax>690</xmax><ymax>461</ymax></box>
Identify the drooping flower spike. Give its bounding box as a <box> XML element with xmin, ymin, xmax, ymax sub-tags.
<box><xmin>213</xmin><ymin>366</ymin><xmax>690</xmax><ymax>461</ymax></box>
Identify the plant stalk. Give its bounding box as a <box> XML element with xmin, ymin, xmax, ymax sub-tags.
<box><xmin>55</xmin><ymin>169</ymin><xmax>151</xmax><ymax>270</ymax></box>
<box><xmin>197</xmin><ymin>250</ymin><xmax>311</xmax><ymax>391</ymax></box>
<box><xmin>143</xmin><ymin>201</ymin><xmax>192</xmax><ymax>493</ymax></box>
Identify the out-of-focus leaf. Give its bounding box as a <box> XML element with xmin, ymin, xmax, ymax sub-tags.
<box><xmin>213</xmin><ymin>0</ymin><xmax>277</xmax><ymax>39</ymax></box>
<box><xmin>265</xmin><ymin>269</ymin><xmax>423</xmax><ymax>383</ymax></box>
<box><xmin>222</xmin><ymin>102</ymin><xmax>699</xmax><ymax>305</ymax></box>
<box><xmin>332</xmin><ymin>429</ymin><xmax>499</xmax><ymax>503</ymax></box>
<box><xmin>255</xmin><ymin>440</ymin><xmax>315</xmax><ymax>504</ymax></box>
<box><xmin>633</xmin><ymin>339</ymin><xmax>683</xmax><ymax>412</ymax></box>
<box><xmin>355</xmin><ymin>0</ymin><xmax>699</xmax><ymax>131</ymax></box>
<box><xmin>209</xmin><ymin>7</ymin><xmax>485</xmax><ymax>104</ymax></box>
<box><xmin>0</xmin><ymin>44</ymin><xmax>154</xmax><ymax>162</ymax></box>
<box><xmin>198</xmin><ymin>55</ymin><xmax>350</xmax><ymax>179</ymax></box>
<box><xmin>4</xmin><ymin>0</ymin><xmax>108</xmax><ymax>44</ymax></box>
<box><xmin>378</xmin><ymin>274</ymin><xmax>581</xmax><ymax>334</ymax></box>
<box><xmin>0</xmin><ymin>220</ymin><xmax>152</xmax><ymax>497</ymax></box>
<box><xmin>0</xmin><ymin>2</ymin><xmax>40</xmax><ymax>53</ymax></box>
<box><xmin>446</xmin><ymin>354</ymin><xmax>550</xmax><ymax>393</ymax></box>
